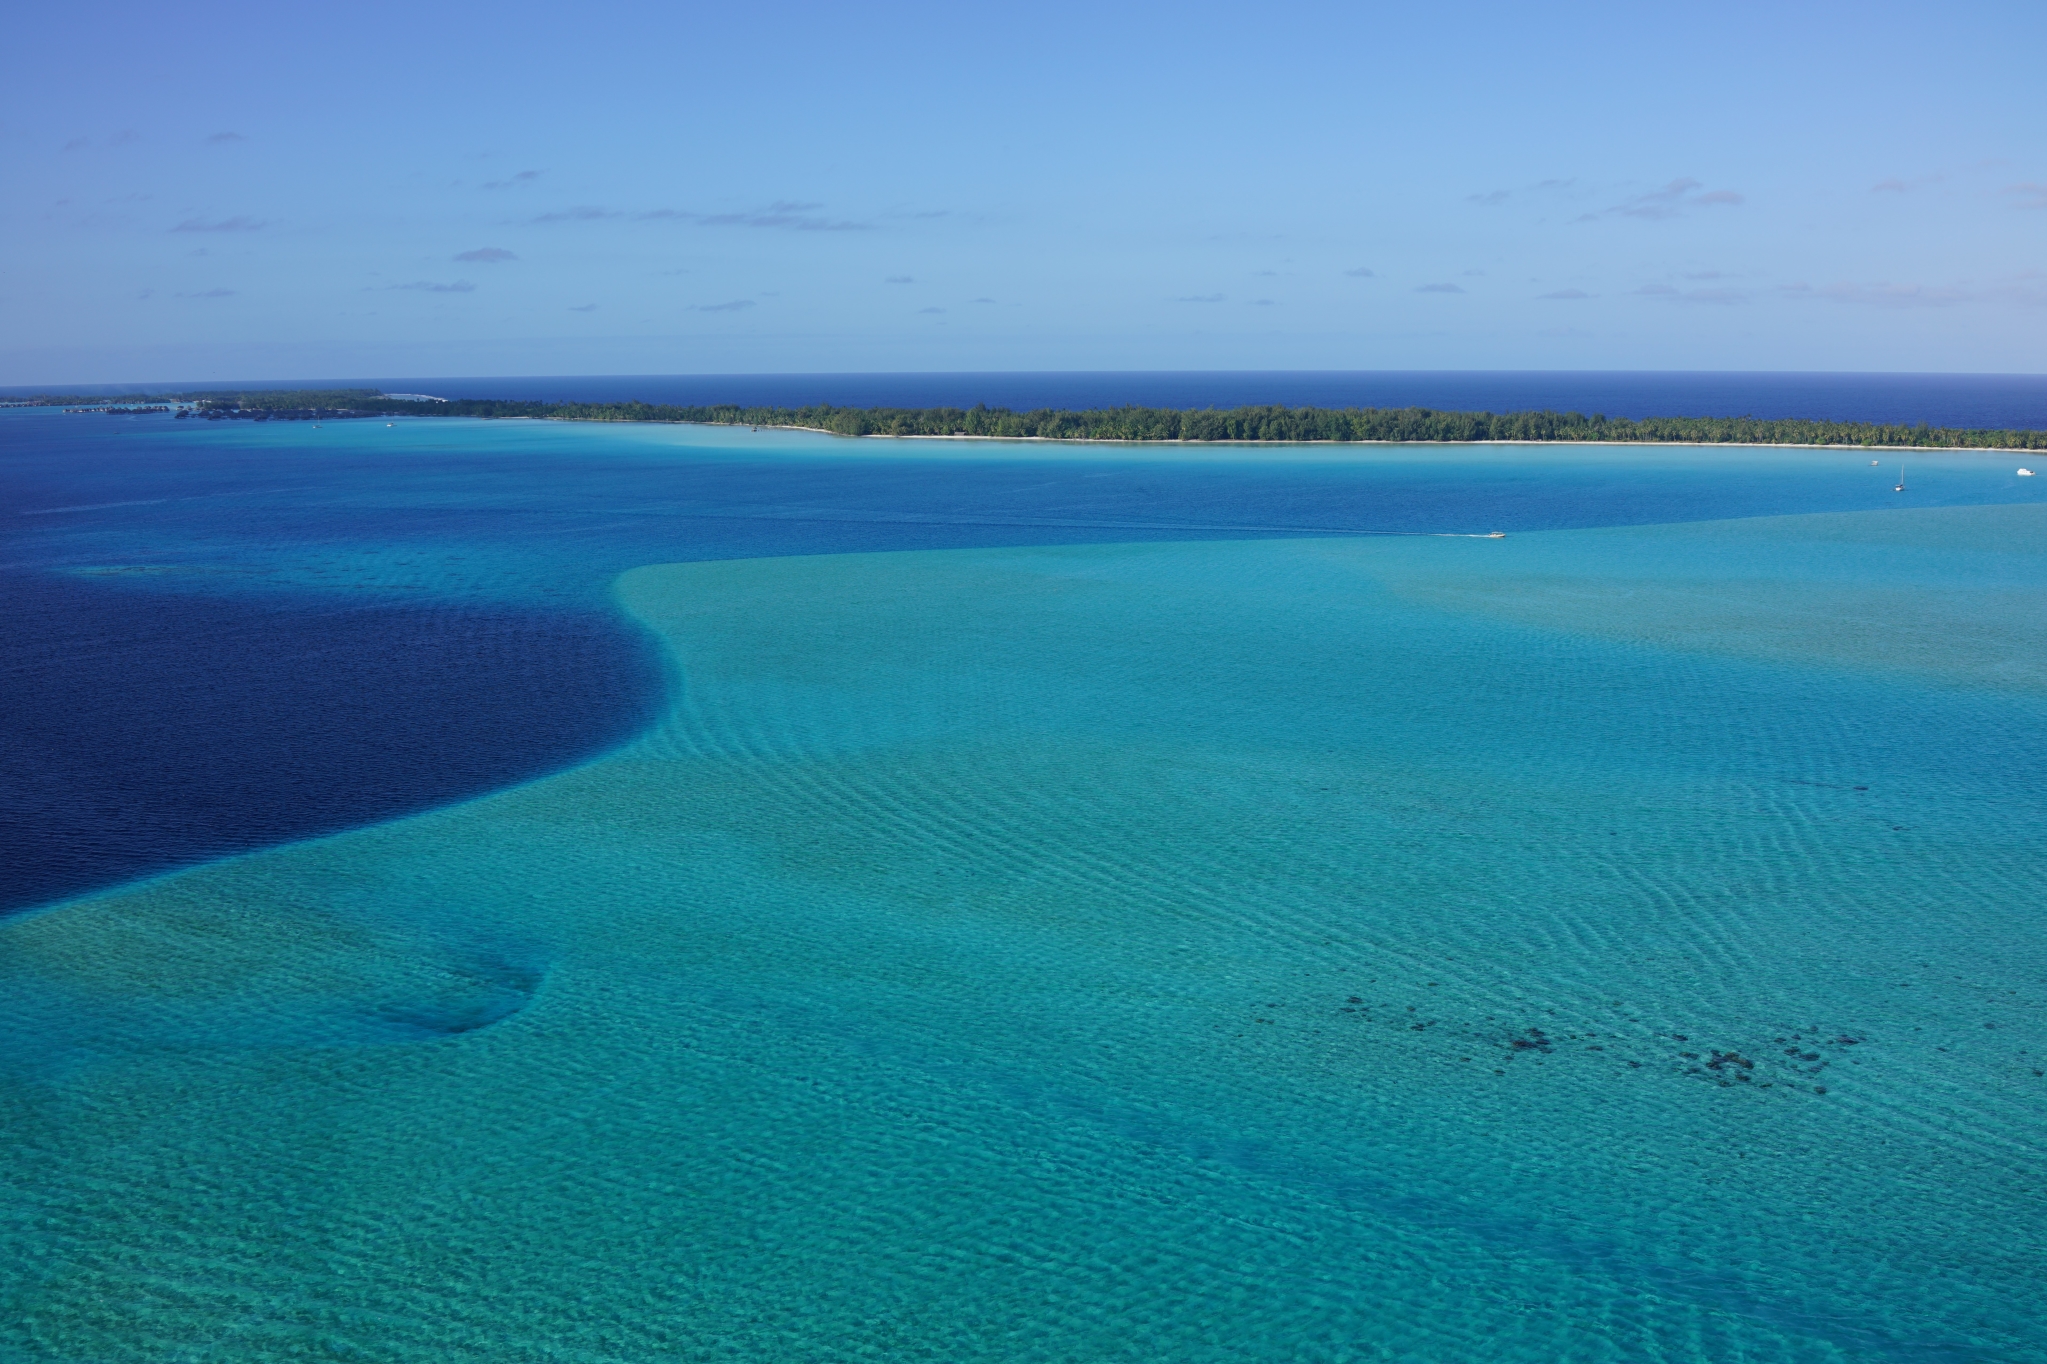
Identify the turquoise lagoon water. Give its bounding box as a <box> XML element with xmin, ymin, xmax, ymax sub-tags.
<box><xmin>3</xmin><ymin>415</ymin><xmax>2046</xmax><ymax>1361</ymax></box>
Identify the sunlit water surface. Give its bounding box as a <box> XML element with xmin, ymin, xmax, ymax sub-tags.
<box><xmin>3</xmin><ymin>411</ymin><xmax>2044</xmax><ymax>1361</ymax></box>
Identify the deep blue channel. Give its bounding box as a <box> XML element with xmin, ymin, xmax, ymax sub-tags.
<box><xmin>0</xmin><ymin>569</ymin><xmax>666</xmax><ymax>913</ymax></box>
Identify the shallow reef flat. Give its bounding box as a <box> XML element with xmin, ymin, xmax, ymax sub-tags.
<box><xmin>4</xmin><ymin>504</ymin><xmax>2045</xmax><ymax>1362</ymax></box>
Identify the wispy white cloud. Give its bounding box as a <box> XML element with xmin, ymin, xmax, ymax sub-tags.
<box><xmin>694</xmin><ymin>201</ymin><xmax>864</xmax><ymax>231</ymax></box>
<box><xmin>1175</xmin><ymin>293</ymin><xmax>1225</xmax><ymax>303</ymax></box>
<box><xmin>2005</xmin><ymin>183</ymin><xmax>2047</xmax><ymax>210</ymax></box>
<box><xmin>1779</xmin><ymin>280</ymin><xmax>1968</xmax><ymax>307</ymax></box>
<box><xmin>384</xmin><ymin>280</ymin><xmax>476</xmax><ymax>293</ymax></box>
<box><xmin>1344</xmin><ymin>266</ymin><xmax>1374</xmax><ymax>278</ymax></box>
<box><xmin>1416</xmin><ymin>282</ymin><xmax>1465</xmax><ymax>294</ymax></box>
<box><xmin>1467</xmin><ymin>178</ymin><xmax>1575</xmax><ymax>207</ymax></box>
<box><xmin>206</xmin><ymin>131</ymin><xmax>246</xmax><ymax>144</ymax></box>
<box><xmin>530</xmin><ymin>200</ymin><xmax>867</xmax><ymax>231</ymax></box>
<box><xmin>1872</xmin><ymin>171</ymin><xmax>1948</xmax><ymax>194</ymax></box>
<box><xmin>483</xmin><ymin>170</ymin><xmax>541</xmax><ymax>189</ymax></box>
<box><xmin>173</xmin><ymin>215</ymin><xmax>263</xmax><ymax>232</ymax></box>
<box><xmin>1635</xmin><ymin>282</ymin><xmax>1745</xmax><ymax>304</ymax></box>
<box><xmin>1538</xmin><ymin>288</ymin><xmax>1592</xmax><ymax>300</ymax></box>
<box><xmin>2006</xmin><ymin>272</ymin><xmax>2047</xmax><ymax>306</ymax></box>
<box><xmin>1579</xmin><ymin>178</ymin><xmax>1743</xmax><ymax>222</ymax></box>
<box><xmin>530</xmin><ymin>205</ymin><xmax>618</xmax><ymax>223</ymax></box>
<box><xmin>690</xmin><ymin>299</ymin><xmax>755</xmax><ymax>312</ymax></box>
<box><xmin>455</xmin><ymin>247</ymin><xmax>517</xmax><ymax>262</ymax></box>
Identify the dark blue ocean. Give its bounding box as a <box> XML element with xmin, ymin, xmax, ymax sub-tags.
<box><xmin>11</xmin><ymin>369</ymin><xmax>2047</xmax><ymax>428</ymax></box>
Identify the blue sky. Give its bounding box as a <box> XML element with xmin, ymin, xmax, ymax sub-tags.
<box><xmin>4</xmin><ymin>0</ymin><xmax>2043</xmax><ymax>383</ymax></box>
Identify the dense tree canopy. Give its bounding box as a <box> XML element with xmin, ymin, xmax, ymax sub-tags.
<box><xmin>18</xmin><ymin>390</ymin><xmax>2047</xmax><ymax>449</ymax></box>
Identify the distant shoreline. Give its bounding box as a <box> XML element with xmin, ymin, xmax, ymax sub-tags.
<box><xmin>741</xmin><ymin>425</ymin><xmax>2043</xmax><ymax>454</ymax></box>
<box><xmin>16</xmin><ymin>389</ymin><xmax>2047</xmax><ymax>452</ymax></box>
<box><xmin>391</xmin><ymin>415</ymin><xmax>2047</xmax><ymax>454</ymax></box>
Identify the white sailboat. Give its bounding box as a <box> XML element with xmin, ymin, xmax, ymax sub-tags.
<box><xmin>1893</xmin><ymin>466</ymin><xmax>1906</xmax><ymax>492</ymax></box>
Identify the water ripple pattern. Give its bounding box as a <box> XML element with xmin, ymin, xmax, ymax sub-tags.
<box><xmin>3</xmin><ymin>497</ymin><xmax>2043</xmax><ymax>1362</ymax></box>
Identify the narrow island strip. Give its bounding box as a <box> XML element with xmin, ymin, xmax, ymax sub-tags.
<box><xmin>14</xmin><ymin>388</ymin><xmax>2047</xmax><ymax>451</ymax></box>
